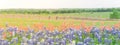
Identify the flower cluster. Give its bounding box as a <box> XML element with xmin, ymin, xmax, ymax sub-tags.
<box><xmin>0</xmin><ymin>26</ymin><xmax>120</xmax><ymax>45</ymax></box>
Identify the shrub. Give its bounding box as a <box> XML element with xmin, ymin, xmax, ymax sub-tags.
<box><xmin>110</xmin><ymin>9</ymin><xmax>120</xmax><ymax>19</ymax></box>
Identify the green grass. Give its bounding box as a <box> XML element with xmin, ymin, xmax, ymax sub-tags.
<box><xmin>40</xmin><ymin>12</ymin><xmax>111</xmax><ymax>19</ymax></box>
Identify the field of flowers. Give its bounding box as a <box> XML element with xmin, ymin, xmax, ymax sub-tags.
<box><xmin>0</xmin><ymin>14</ymin><xmax>120</xmax><ymax>45</ymax></box>
<box><xmin>0</xmin><ymin>24</ymin><xmax>120</xmax><ymax>45</ymax></box>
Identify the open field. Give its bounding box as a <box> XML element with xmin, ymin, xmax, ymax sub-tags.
<box><xmin>0</xmin><ymin>12</ymin><xmax>111</xmax><ymax>19</ymax></box>
<box><xmin>0</xmin><ymin>12</ymin><xmax>119</xmax><ymax>30</ymax></box>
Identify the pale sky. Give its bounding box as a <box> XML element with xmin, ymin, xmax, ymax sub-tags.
<box><xmin>0</xmin><ymin>0</ymin><xmax>120</xmax><ymax>9</ymax></box>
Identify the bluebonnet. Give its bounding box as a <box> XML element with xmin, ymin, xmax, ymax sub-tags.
<box><xmin>111</xmin><ymin>27</ymin><xmax>117</xmax><ymax>35</ymax></box>
<box><xmin>117</xmin><ymin>31</ymin><xmax>120</xmax><ymax>38</ymax></box>
<box><xmin>10</xmin><ymin>37</ymin><xmax>18</xmax><ymax>44</ymax></box>
<box><xmin>0</xmin><ymin>28</ymin><xmax>4</xmax><ymax>35</ymax></box>
<box><xmin>90</xmin><ymin>27</ymin><xmax>100</xmax><ymax>34</ymax></box>
<box><xmin>27</xmin><ymin>39</ymin><xmax>34</xmax><ymax>45</ymax></box>
<box><xmin>104</xmin><ymin>38</ymin><xmax>112</xmax><ymax>45</ymax></box>
<box><xmin>59</xmin><ymin>39</ymin><xmax>66</xmax><ymax>45</ymax></box>
<box><xmin>2</xmin><ymin>40</ymin><xmax>9</xmax><ymax>45</ymax></box>
<box><xmin>84</xmin><ymin>37</ymin><xmax>91</xmax><ymax>43</ymax></box>
<box><xmin>77</xmin><ymin>42</ymin><xmax>83</xmax><ymax>45</ymax></box>
<box><xmin>103</xmin><ymin>33</ymin><xmax>109</xmax><ymax>38</ymax></box>
<box><xmin>0</xmin><ymin>26</ymin><xmax>120</xmax><ymax>45</ymax></box>
<box><xmin>97</xmin><ymin>36</ymin><xmax>102</xmax><ymax>43</ymax></box>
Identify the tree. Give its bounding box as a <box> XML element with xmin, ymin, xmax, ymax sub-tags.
<box><xmin>110</xmin><ymin>9</ymin><xmax>120</xmax><ymax>19</ymax></box>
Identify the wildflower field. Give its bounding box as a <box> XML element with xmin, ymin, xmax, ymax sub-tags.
<box><xmin>0</xmin><ymin>11</ymin><xmax>120</xmax><ymax>45</ymax></box>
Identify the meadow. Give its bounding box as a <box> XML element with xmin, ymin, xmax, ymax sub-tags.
<box><xmin>0</xmin><ymin>12</ymin><xmax>119</xmax><ymax>30</ymax></box>
<box><xmin>0</xmin><ymin>12</ymin><xmax>115</xmax><ymax>27</ymax></box>
<box><xmin>0</xmin><ymin>11</ymin><xmax>120</xmax><ymax>45</ymax></box>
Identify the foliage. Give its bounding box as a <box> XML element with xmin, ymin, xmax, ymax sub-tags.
<box><xmin>0</xmin><ymin>8</ymin><xmax>120</xmax><ymax>14</ymax></box>
<box><xmin>110</xmin><ymin>9</ymin><xmax>120</xmax><ymax>19</ymax></box>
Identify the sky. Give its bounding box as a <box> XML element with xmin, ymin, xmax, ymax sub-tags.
<box><xmin>0</xmin><ymin>0</ymin><xmax>120</xmax><ymax>9</ymax></box>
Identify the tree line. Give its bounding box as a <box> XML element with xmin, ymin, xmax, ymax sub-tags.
<box><xmin>0</xmin><ymin>8</ymin><xmax>120</xmax><ymax>14</ymax></box>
